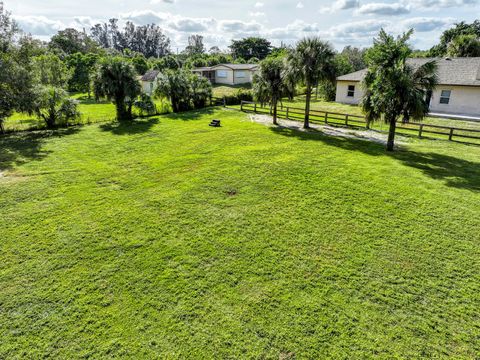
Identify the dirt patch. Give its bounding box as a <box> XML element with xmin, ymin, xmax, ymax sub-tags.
<box><xmin>248</xmin><ymin>114</ymin><xmax>407</xmax><ymax>146</ymax></box>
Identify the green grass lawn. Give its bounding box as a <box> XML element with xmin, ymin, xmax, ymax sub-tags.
<box><xmin>1</xmin><ymin>108</ymin><xmax>480</xmax><ymax>358</ymax></box>
<box><xmin>212</xmin><ymin>84</ymin><xmax>251</xmax><ymax>98</ymax></box>
<box><xmin>5</xmin><ymin>94</ymin><xmax>171</xmax><ymax>132</ymax></box>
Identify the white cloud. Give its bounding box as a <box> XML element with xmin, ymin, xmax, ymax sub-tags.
<box><xmin>297</xmin><ymin>2</ymin><xmax>305</xmax><ymax>8</ymax></box>
<box><xmin>405</xmin><ymin>0</ymin><xmax>478</xmax><ymax>8</ymax></box>
<box><xmin>249</xmin><ymin>11</ymin><xmax>266</xmax><ymax>17</ymax></box>
<box><xmin>355</xmin><ymin>3</ymin><xmax>410</xmax><ymax>15</ymax></box>
<box><xmin>150</xmin><ymin>0</ymin><xmax>175</xmax><ymax>3</ymax></box>
<box><xmin>254</xmin><ymin>2</ymin><xmax>264</xmax><ymax>8</ymax></box>
<box><xmin>219</xmin><ymin>20</ymin><xmax>262</xmax><ymax>33</ymax></box>
<box><xmin>320</xmin><ymin>0</ymin><xmax>359</xmax><ymax>13</ymax></box>
<box><xmin>399</xmin><ymin>16</ymin><xmax>454</xmax><ymax>31</ymax></box>
<box><xmin>14</xmin><ymin>15</ymin><xmax>64</xmax><ymax>36</ymax></box>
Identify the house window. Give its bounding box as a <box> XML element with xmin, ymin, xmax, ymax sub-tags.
<box><xmin>217</xmin><ymin>70</ymin><xmax>228</xmax><ymax>78</ymax></box>
<box><xmin>440</xmin><ymin>90</ymin><xmax>451</xmax><ymax>104</ymax></box>
<box><xmin>236</xmin><ymin>71</ymin><xmax>246</xmax><ymax>78</ymax></box>
<box><xmin>347</xmin><ymin>85</ymin><xmax>355</xmax><ymax>97</ymax></box>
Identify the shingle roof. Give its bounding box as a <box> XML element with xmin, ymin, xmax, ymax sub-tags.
<box><xmin>192</xmin><ymin>64</ymin><xmax>258</xmax><ymax>71</ymax></box>
<box><xmin>337</xmin><ymin>57</ymin><xmax>480</xmax><ymax>86</ymax></box>
<box><xmin>141</xmin><ymin>70</ymin><xmax>160</xmax><ymax>82</ymax></box>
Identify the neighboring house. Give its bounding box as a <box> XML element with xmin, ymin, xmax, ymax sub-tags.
<box><xmin>192</xmin><ymin>64</ymin><xmax>258</xmax><ymax>85</ymax></box>
<box><xmin>140</xmin><ymin>70</ymin><xmax>160</xmax><ymax>95</ymax></box>
<box><xmin>335</xmin><ymin>57</ymin><xmax>480</xmax><ymax>117</ymax></box>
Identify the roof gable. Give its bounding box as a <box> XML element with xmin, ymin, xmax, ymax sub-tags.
<box><xmin>141</xmin><ymin>70</ymin><xmax>160</xmax><ymax>82</ymax></box>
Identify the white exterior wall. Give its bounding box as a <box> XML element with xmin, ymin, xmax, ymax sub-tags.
<box><xmin>214</xmin><ymin>66</ymin><xmax>234</xmax><ymax>85</ymax></box>
<box><xmin>429</xmin><ymin>85</ymin><xmax>480</xmax><ymax>116</ymax></box>
<box><xmin>233</xmin><ymin>70</ymin><xmax>254</xmax><ymax>84</ymax></box>
<box><xmin>142</xmin><ymin>81</ymin><xmax>156</xmax><ymax>96</ymax></box>
<box><xmin>335</xmin><ymin>81</ymin><xmax>364</xmax><ymax>105</ymax></box>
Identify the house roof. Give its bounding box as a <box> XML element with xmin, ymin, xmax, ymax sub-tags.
<box><xmin>192</xmin><ymin>63</ymin><xmax>258</xmax><ymax>71</ymax></box>
<box><xmin>337</xmin><ymin>57</ymin><xmax>480</xmax><ymax>87</ymax></box>
<box><xmin>141</xmin><ymin>70</ymin><xmax>160</xmax><ymax>82</ymax></box>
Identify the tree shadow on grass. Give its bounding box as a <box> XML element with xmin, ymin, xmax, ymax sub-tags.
<box><xmin>0</xmin><ymin>128</ymin><xmax>80</xmax><ymax>172</ymax></box>
<box><xmin>270</xmin><ymin>126</ymin><xmax>480</xmax><ymax>191</ymax></box>
<box><xmin>100</xmin><ymin>117</ymin><xmax>160</xmax><ymax>135</ymax></box>
<box><xmin>163</xmin><ymin>108</ymin><xmax>215</xmax><ymax>121</ymax></box>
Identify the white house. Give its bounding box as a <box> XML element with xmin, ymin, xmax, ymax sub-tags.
<box><xmin>140</xmin><ymin>70</ymin><xmax>161</xmax><ymax>95</ymax></box>
<box><xmin>192</xmin><ymin>64</ymin><xmax>258</xmax><ymax>85</ymax></box>
<box><xmin>335</xmin><ymin>57</ymin><xmax>480</xmax><ymax>118</ymax></box>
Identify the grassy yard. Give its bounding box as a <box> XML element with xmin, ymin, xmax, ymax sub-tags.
<box><xmin>212</xmin><ymin>84</ymin><xmax>251</xmax><ymax>98</ymax></box>
<box><xmin>1</xmin><ymin>108</ymin><xmax>480</xmax><ymax>358</ymax></box>
<box><xmin>5</xmin><ymin>94</ymin><xmax>171</xmax><ymax>132</ymax></box>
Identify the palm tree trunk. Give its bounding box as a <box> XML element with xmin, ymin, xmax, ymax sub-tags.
<box><xmin>272</xmin><ymin>98</ymin><xmax>278</xmax><ymax>125</ymax></box>
<box><xmin>304</xmin><ymin>85</ymin><xmax>311</xmax><ymax>129</ymax></box>
<box><xmin>386</xmin><ymin>116</ymin><xmax>397</xmax><ymax>152</ymax></box>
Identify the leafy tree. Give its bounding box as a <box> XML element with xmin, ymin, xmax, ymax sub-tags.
<box><xmin>0</xmin><ymin>54</ymin><xmax>35</xmax><ymax>132</ymax></box>
<box><xmin>209</xmin><ymin>46</ymin><xmax>221</xmax><ymax>54</ymax></box>
<box><xmin>447</xmin><ymin>34</ymin><xmax>480</xmax><ymax>57</ymax></box>
<box><xmin>155</xmin><ymin>70</ymin><xmax>192</xmax><ymax>113</ymax></box>
<box><xmin>429</xmin><ymin>21</ymin><xmax>480</xmax><ymax>56</ymax></box>
<box><xmin>90</xmin><ymin>19</ymin><xmax>171</xmax><ymax>58</ymax></box>
<box><xmin>32</xmin><ymin>53</ymin><xmax>72</xmax><ymax>88</ymax></box>
<box><xmin>0</xmin><ymin>1</ymin><xmax>19</xmax><ymax>52</ymax></box>
<box><xmin>185</xmin><ymin>35</ymin><xmax>205</xmax><ymax>56</ymax></box>
<box><xmin>189</xmin><ymin>74</ymin><xmax>212</xmax><ymax>109</ymax></box>
<box><xmin>49</xmin><ymin>28</ymin><xmax>99</xmax><ymax>55</ymax></box>
<box><xmin>284</xmin><ymin>37</ymin><xmax>335</xmax><ymax>128</ymax></box>
<box><xmin>16</xmin><ymin>34</ymin><xmax>47</xmax><ymax>65</ymax></box>
<box><xmin>93</xmin><ymin>57</ymin><xmax>141</xmax><ymax>121</ymax></box>
<box><xmin>131</xmin><ymin>53</ymin><xmax>149</xmax><ymax>75</ymax></box>
<box><xmin>33</xmin><ymin>86</ymin><xmax>80</xmax><ymax>128</ymax></box>
<box><xmin>134</xmin><ymin>94</ymin><xmax>156</xmax><ymax>116</ymax></box>
<box><xmin>229</xmin><ymin>37</ymin><xmax>272</xmax><ymax>60</ymax></box>
<box><xmin>362</xmin><ymin>29</ymin><xmax>438</xmax><ymax>152</ymax></box>
<box><xmin>152</xmin><ymin>55</ymin><xmax>180</xmax><ymax>71</ymax></box>
<box><xmin>253</xmin><ymin>57</ymin><xmax>289</xmax><ymax>125</ymax></box>
<box><xmin>339</xmin><ymin>46</ymin><xmax>366</xmax><ymax>72</ymax></box>
<box><xmin>66</xmin><ymin>52</ymin><xmax>98</xmax><ymax>96</ymax></box>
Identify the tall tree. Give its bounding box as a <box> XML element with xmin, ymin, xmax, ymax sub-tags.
<box><xmin>362</xmin><ymin>29</ymin><xmax>438</xmax><ymax>152</ymax></box>
<box><xmin>253</xmin><ymin>57</ymin><xmax>289</xmax><ymax>125</ymax></box>
<box><xmin>429</xmin><ymin>20</ymin><xmax>480</xmax><ymax>56</ymax></box>
<box><xmin>447</xmin><ymin>34</ymin><xmax>480</xmax><ymax>57</ymax></box>
<box><xmin>229</xmin><ymin>37</ymin><xmax>272</xmax><ymax>60</ymax></box>
<box><xmin>189</xmin><ymin>73</ymin><xmax>212</xmax><ymax>109</ymax></box>
<box><xmin>93</xmin><ymin>57</ymin><xmax>141</xmax><ymax>121</ymax></box>
<box><xmin>31</xmin><ymin>53</ymin><xmax>72</xmax><ymax>88</ymax></box>
<box><xmin>90</xmin><ymin>19</ymin><xmax>171</xmax><ymax>58</ymax></box>
<box><xmin>0</xmin><ymin>2</ymin><xmax>35</xmax><ymax>132</ymax></box>
<box><xmin>66</xmin><ymin>52</ymin><xmax>98</xmax><ymax>96</ymax></box>
<box><xmin>185</xmin><ymin>35</ymin><xmax>205</xmax><ymax>56</ymax></box>
<box><xmin>49</xmin><ymin>28</ymin><xmax>99</xmax><ymax>55</ymax></box>
<box><xmin>284</xmin><ymin>37</ymin><xmax>335</xmax><ymax>128</ymax></box>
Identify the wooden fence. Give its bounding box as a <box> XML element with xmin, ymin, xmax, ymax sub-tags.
<box><xmin>240</xmin><ymin>101</ymin><xmax>480</xmax><ymax>144</ymax></box>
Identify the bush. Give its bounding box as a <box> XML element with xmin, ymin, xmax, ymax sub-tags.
<box><xmin>222</xmin><ymin>89</ymin><xmax>253</xmax><ymax>105</ymax></box>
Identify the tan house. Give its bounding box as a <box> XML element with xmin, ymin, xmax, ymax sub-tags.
<box><xmin>335</xmin><ymin>57</ymin><xmax>480</xmax><ymax>118</ymax></box>
<box><xmin>192</xmin><ymin>64</ymin><xmax>258</xmax><ymax>85</ymax></box>
<box><xmin>140</xmin><ymin>70</ymin><xmax>160</xmax><ymax>95</ymax></box>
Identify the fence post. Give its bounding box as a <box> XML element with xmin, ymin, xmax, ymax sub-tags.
<box><xmin>324</xmin><ymin>112</ymin><xmax>328</xmax><ymax>124</ymax></box>
<box><xmin>286</xmin><ymin>107</ymin><xmax>289</xmax><ymax>120</ymax></box>
<box><xmin>240</xmin><ymin>101</ymin><xmax>244</xmax><ymax>112</ymax></box>
<box><xmin>449</xmin><ymin>128</ymin><xmax>454</xmax><ymax>141</ymax></box>
<box><xmin>419</xmin><ymin>124</ymin><xmax>424</xmax><ymax>138</ymax></box>
<box><xmin>345</xmin><ymin>114</ymin><xmax>349</xmax><ymax>126</ymax></box>
<box><xmin>223</xmin><ymin>97</ymin><xmax>226</xmax><ymax>107</ymax></box>
<box><xmin>254</xmin><ymin>102</ymin><xmax>257</xmax><ymax>113</ymax></box>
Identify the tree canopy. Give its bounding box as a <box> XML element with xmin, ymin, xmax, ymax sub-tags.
<box><xmin>229</xmin><ymin>37</ymin><xmax>272</xmax><ymax>61</ymax></box>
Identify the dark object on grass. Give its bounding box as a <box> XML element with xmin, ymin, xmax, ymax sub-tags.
<box><xmin>209</xmin><ymin>119</ymin><xmax>221</xmax><ymax>127</ymax></box>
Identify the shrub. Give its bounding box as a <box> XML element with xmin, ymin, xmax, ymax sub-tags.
<box><xmin>223</xmin><ymin>89</ymin><xmax>253</xmax><ymax>105</ymax></box>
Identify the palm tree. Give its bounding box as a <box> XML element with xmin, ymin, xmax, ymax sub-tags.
<box><xmin>252</xmin><ymin>57</ymin><xmax>289</xmax><ymax>125</ymax></box>
<box><xmin>284</xmin><ymin>37</ymin><xmax>335</xmax><ymax>128</ymax></box>
<box><xmin>93</xmin><ymin>57</ymin><xmax>141</xmax><ymax>121</ymax></box>
<box><xmin>362</xmin><ymin>29</ymin><xmax>438</xmax><ymax>151</ymax></box>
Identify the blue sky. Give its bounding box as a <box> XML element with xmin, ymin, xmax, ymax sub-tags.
<box><xmin>7</xmin><ymin>0</ymin><xmax>480</xmax><ymax>51</ymax></box>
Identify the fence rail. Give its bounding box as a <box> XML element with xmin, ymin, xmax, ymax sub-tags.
<box><xmin>240</xmin><ymin>101</ymin><xmax>480</xmax><ymax>144</ymax></box>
